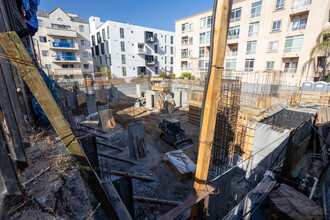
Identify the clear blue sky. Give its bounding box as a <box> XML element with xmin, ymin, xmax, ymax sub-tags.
<box><xmin>38</xmin><ymin>0</ymin><xmax>214</xmax><ymax>32</ymax></box>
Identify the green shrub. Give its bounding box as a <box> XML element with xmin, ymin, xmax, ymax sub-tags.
<box><xmin>168</xmin><ymin>73</ymin><xmax>176</xmax><ymax>79</ymax></box>
<box><xmin>159</xmin><ymin>72</ymin><xmax>167</xmax><ymax>78</ymax></box>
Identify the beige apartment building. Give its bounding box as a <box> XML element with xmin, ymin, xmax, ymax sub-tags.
<box><xmin>34</xmin><ymin>7</ymin><xmax>93</xmax><ymax>80</ymax></box>
<box><xmin>175</xmin><ymin>0</ymin><xmax>330</xmax><ymax>86</ymax></box>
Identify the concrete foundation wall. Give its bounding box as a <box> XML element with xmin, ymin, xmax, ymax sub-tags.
<box><xmin>145</xmin><ymin>90</ymin><xmax>157</xmax><ymax>110</ymax></box>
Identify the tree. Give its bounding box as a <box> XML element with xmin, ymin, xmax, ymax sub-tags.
<box><xmin>159</xmin><ymin>72</ymin><xmax>167</xmax><ymax>78</ymax></box>
<box><xmin>310</xmin><ymin>28</ymin><xmax>330</xmax><ymax>81</ymax></box>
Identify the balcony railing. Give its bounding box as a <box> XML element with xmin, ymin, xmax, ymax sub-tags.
<box><xmin>228</xmin><ymin>35</ymin><xmax>239</xmax><ymax>40</ymax></box>
<box><xmin>181</xmin><ymin>55</ymin><xmax>188</xmax><ymax>58</ymax></box>
<box><xmin>230</xmin><ymin>17</ymin><xmax>241</xmax><ymax>23</ymax></box>
<box><xmin>55</xmin><ymin>55</ymin><xmax>77</xmax><ymax>61</ymax></box>
<box><xmin>53</xmin><ymin>42</ymin><xmax>75</xmax><ymax>48</ymax></box>
<box><xmin>137</xmin><ymin>48</ymin><xmax>147</xmax><ymax>54</ymax></box>
<box><xmin>293</xmin><ymin>0</ymin><xmax>311</xmax><ymax>8</ymax></box>
<box><xmin>54</xmin><ymin>68</ymin><xmax>82</xmax><ymax>76</ymax></box>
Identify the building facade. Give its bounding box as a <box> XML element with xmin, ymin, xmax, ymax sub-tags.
<box><xmin>175</xmin><ymin>0</ymin><xmax>330</xmax><ymax>85</ymax></box>
<box><xmin>34</xmin><ymin>7</ymin><xmax>93</xmax><ymax>80</ymax></box>
<box><xmin>89</xmin><ymin>17</ymin><xmax>175</xmax><ymax>79</ymax></box>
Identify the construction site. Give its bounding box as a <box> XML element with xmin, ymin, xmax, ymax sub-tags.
<box><xmin>1</xmin><ymin>0</ymin><xmax>330</xmax><ymax>220</ymax></box>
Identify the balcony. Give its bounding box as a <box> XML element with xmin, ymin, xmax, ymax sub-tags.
<box><xmin>49</xmin><ymin>42</ymin><xmax>79</xmax><ymax>51</ymax></box>
<box><xmin>146</xmin><ymin>60</ymin><xmax>155</xmax><ymax>66</ymax></box>
<box><xmin>137</xmin><ymin>45</ymin><xmax>147</xmax><ymax>55</ymax></box>
<box><xmin>46</xmin><ymin>28</ymin><xmax>77</xmax><ymax>38</ymax></box>
<box><xmin>145</xmin><ymin>31</ymin><xmax>157</xmax><ymax>43</ymax></box>
<box><xmin>290</xmin><ymin>0</ymin><xmax>311</xmax><ymax>15</ymax></box>
<box><xmin>52</xmin><ymin>55</ymin><xmax>81</xmax><ymax>63</ymax></box>
<box><xmin>53</xmin><ymin>68</ymin><xmax>83</xmax><ymax>76</ymax></box>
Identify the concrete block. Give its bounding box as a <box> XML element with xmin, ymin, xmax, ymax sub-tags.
<box><xmin>136</xmin><ymin>84</ymin><xmax>142</xmax><ymax>98</ymax></box>
<box><xmin>96</xmin><ymin>90</ymin><xmax>107</xmax><ymax>103</ymax></box>
<box><xmin>77</xmin><ymin>93</ymin><xmax>85</xmax><ymax>106</ymax></box>
<box><xmin>99</xmin><ymin>109</ymin><xmax>115</xmax><ymax>132</ymax></box>
<box><xmin>146</xmin><ymin>90</ymin><xmax>157</xmax><ymax>110</ymax></box>
<box><xmin>182</xmin><ymin>90</ymin><xmax>189</xmax><ymax>108</ymax></box>
<box><xmin>86</xmin><ymin>97</ymin><xmax>97</xmax><ymax>115</ymax></box>
<box><xmin>110</xmin><ymin>87</ymin><xmax>118</xmax><ymax>102</ymax></box>
<box><xmin>97</xmin><ymin>105</ymin><xmax>109</xmax><ymax>111</ymax></box>
<box><xmin>128</xmin><ymin>121</ymin><xmax>144</xmax><ymax>159</ymax></box>
<box><xmin>65</xmin><ymin>93</ymin><xmax>77</xmax><ymax>109</ymax></box>
<box><xmin>173</xmin><ymin>90</ymin><xmax>182</xmax><ymax>107</ymax></box>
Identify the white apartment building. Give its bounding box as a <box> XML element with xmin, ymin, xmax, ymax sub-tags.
<box><xmin>34</xmin><ymin>7</ymin><xmax>93</xmax><ymax>80</ymax></box>
<box><xmin>89</xmin><ymin>17</ymin><xmax>175</xmax><ymax>79</ymax></box>
<box><xmin>175</xmin><ymin>0</ymin><xmax>330</xmax><ymax>85</ymax></box>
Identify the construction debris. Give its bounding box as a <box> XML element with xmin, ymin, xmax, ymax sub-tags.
<box><xmin>164</xmin><ymin>150</ymin><xmax>196</xmax><ymax>181</ymax></box>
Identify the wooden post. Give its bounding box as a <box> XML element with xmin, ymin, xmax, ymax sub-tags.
<box><xmin>191</xmin><ymin>0</ymin><xmax>232</xmax><ymax>218</ymax></box>
<box><xmin>0</xmin><ymin>32</ymin><xmax>132</xmax><ymax>220</ymax></box>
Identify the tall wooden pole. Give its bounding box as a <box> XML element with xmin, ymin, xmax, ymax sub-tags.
<box><xmin>191</xmin><ymin>0</ymin><xmax>232</xmax><ymax>218</ymax></box>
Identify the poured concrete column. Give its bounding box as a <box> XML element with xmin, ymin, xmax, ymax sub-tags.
<box><xmin>128</xmin><ymin>121</ymin><xmax>144</xmax><ymax>159</ymax></box>
<box><xmin>136</xmin><ymin>84</ymin><xmax>142</xmax><ymax>98</ymax></box>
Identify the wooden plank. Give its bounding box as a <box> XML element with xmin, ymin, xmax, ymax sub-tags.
<box><xmin>133</xmin><ymin>196</ymin><xmax>180</xmax><ymax>206</ymax></box>
<box><xmin>96</xmin><ymin>141</ymin><xmax>123</xmax><ymax>151</ymax></box>
<box><xmin>191</xmin><ymin>0</ymin><xmax>232</xmax><ymax>218</ymax></box>
<box><xmin>159</xmin><ymin>185</ymin><xmax>215</xmax><ymax>220</ymax></box>
<box><xmin>98</xmin><ymin>152</ymin><xmax>137</xmax><ymax>165</ymax></box>
<box><xmin>109</xmin><ymin>170</ymin><xmax>155</xmax><ymax>182</ymax></box>
<box><xmin>0</xmin><ymin>32</ymin><xmax>132</xmax><ymax>220</ymax></box>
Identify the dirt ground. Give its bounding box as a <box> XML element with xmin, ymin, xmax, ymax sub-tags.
<box><xmin>89</xmin><ymin>99</ymin><xmax>201</xmax><ymax>218</ymax></box>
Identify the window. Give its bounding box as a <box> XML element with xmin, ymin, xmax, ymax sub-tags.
<box><xmin>97</xmin><ymin>32</ymin><xmax>101</xmax><ymax>43</ymax></box>
<box><xmin>284</xmin><ymin>35</ymin><xmax>304</xmax><ymax>52</ymax></box>
<box><xmin>154</xmin><ymin>45</ymin><xmax>158</xmax><ymax>53</ymax></box>
<box><xmin>62</xmin><ymin>64</ymin><xmax>74</xmax><ymax>68</ymax></box>
<box><xmin>292</xmin><ymin>18</ymin><xmax>307</xmax><ymax>31</ymax></box>
<box><xmin>82</xmin><ymin>52</ymin><xmax>88</xmax><ymax>58</ymax></box>
<box><xmin>231</xmin><ymin>47</ymin><xmax>238</xmax><ymax>56</ymax></box>
<box><xmin>92</xmin><ymin>35</ymin><xmax>95</xmax><ymax>46</ymax></box>
<box><xmin>200</xmin><ymin>17</ymin><xmax>206</xmax><ymax>29</ymax></box>
<box><xmin>189</xmin><ymin>37</ymin><xmax>193</xmax><ymax>45</ymax></box>
<box><xmin>120</xmin><ymin>28</ymin><xmax>124</xmax><ymax>38</ymax></box>
<box><xmin>39</xmin><ymin>36</ymin><xmax>47</xmax><ymax>42</ymax></box>
<box><xmin>91</xmin><ymin>47</ymin><xmax>94</xmax><ymax>57</ymax></box>
<box><xmin>107</xmin><ymin>26</ymin><xmax>110</xmax><ymax>39</ymax></box>
<box><xmin>38</xmin><ymin>19</ymin><xmax>44</xmax><ymax>27</ymax></box>
<box><xmin>45</xmin><ymin>64</ymin><xmax>51</xmax><ymax>69</ymax></box>
<box><xmin>165</xmin><ymin>56</ymin><xmax>167</xmax><ymax>64</ymax></box>
<box><xmin>182</xmin><ymin>37</ymin><xmax>188</xmax><ymax>46</ymax></box>
<box><xmin>268</xmin><ymin>41</ymin><xmax>278</xmax><ymax>52</ymax></box>
<box><xmin>170</xmin><ymin>57</ymin><xmax>174</xmax><ymax>65</ymax></box>
<box><xmin>170</xmin><ymin>46</ymin><xmax>174</xmax><ymax>55</ymax></box>
<box><xmin>284</xmin><ymin>62</ymin><xmax>298</xmax><ymax>72</ymax></box>
<box><xmin>84</xmin><ymin>64</ymin><xmax>89</xmax><ymax>69</ymax></box>
<box><xmin>266</xmin><ymin>61</ymin><xmax>274</xmax><ymax>70</ymax></box>
<box><xmin>246</xmin><ymin>41</ymin><xmax>257</xmax><ymax>55</ymax></box>
<box><xmin>251</xmin><ymin>1</ymin><xmax>262</xmax><ymax>18</ymax></box>
<box><xmin>225</xmin><ymin>59</ymin><xmax>237</xmax><ymax>71</ymax></box>
<box><xmin>171</xmin><ymin>36</ymin><xmax>174</xmax><ymax>44</ymax></box>
<box><xmin>245</xmin><ymin>59</ymin><xmax>255</xmax><ymax>72</ymax></box>
<box><xmin>57</xmin><ymin>18</ymin><xmax>63</xmax><ymax>22</ymax></box>
<box><xmin>95</xmin><ymin>45</ymin><xmax>100</xmax><ymax>56</ymax></box>
<box><xmin>101</xmin><ymin>43</ymin><xmax>105</xmax><ymax>54</ymax></box>
<box><xmin>182</xmin><ymin>23</ymin><xmax>188</xmax><ymax>33</ymax></box>
<box><xmin>230</xmin><ymin>7</ymin><xmax>242</xmax><ymax>22</ymax></box>
<box><xmin>206</xmin><ymin>31</ymin><xmax>211</xmax><ymax>43</ymax></box>
<box><xmin>189</xmin><ymin>50</ymin><xmax>193</xmax><ymax>58</ymax></box>
<box><xmin>155</xmin><ymin>66</ymin><xmax>159</xmax><ymax>75</ymax></box>
<box><xmin>51</xmin><ymin>24</ymin><xmax>70</xmax><ymax>29</ymax></box>
<box><xmin>294</xmin><ymin>0</ymin><xmax>312</xmax><ymax>8</ymax></box>
<box><xmin>189</xmin><ymin>23</ymin><xmax>194</xmax><ymax>31</ymax></box>
<box><xmin>228</xmin><ymin>26</ymin><xmax>240</xmax><ymax>40</ymax></box>
<box><xmin>165</xmin><ymin>46</ymin><xmax>168</xmax><ymax>54</ymax></box>
<box><xmin>275</xmin><ymin>0</ymin><xmax>285</xmax><ymax>10</ymax></box>
<box><xmin>79</xmin><ymin>25</ymin><xmax>85</xmax><ymax>32</ymax></box>
<box><xmin>200</xmin><ymin>32</ymin><xmax>206</xmax><ymax>44</ymax></box>
<box><xmin>42</xmin><ymin>50</ymin><xmax>49</xmax><ymax>56</ymax></box>
<box><xmin>102</xmin><ymin>29</ymin><xmax>106</xmax><ymax>41</ymax></box>
<box><xmin>199</xmin><ymin>60</ymin><xmax>205</xmax><ymax>70</ymax></box>
<box><xmin>199</xmin><ymin>47</ymin><xmax>205</xmax><ymax>58</ymax></box>
<box><xmin>272</xmin><ymin>20</ymin><xmax>281</xmax><ymax>32</ymax></box>
<box><xmin>122</xmin><ymin>67</ymin><xmax>127</xmax><ymax>76</ymax></box>
<box><xmin>81</xmin><ymin>40</ymin><xmax>86</xmax><ymax>46</ymax></box>
<box><xmin>248</xmin><ymin>22</ymin><xmax>259</xmax><ymax>37</ymax></box>
<box><xmin>121</xmin><ymin>54</ymin><xmax>126</xmax><ymax>64</ymax></box>
<box><xmin>181</xmin><ymin>49</ymin><xmax>188</xmax><ymax>58</ymax></box>
<box><xmin>120</xmin><ymin>41</ymin><xmax>125</xmax><ymax>52</ymax></box>
<box><xmin>207</xmin><ymin>16</ymin><xmax>213</xmax><ymax>28</ymax></box>
<box><xmin>165</xmin><ymin>35</ymin><xmax>167</xmax><ymax>44</ymax></box>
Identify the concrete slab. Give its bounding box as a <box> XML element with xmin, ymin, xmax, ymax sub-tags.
<box><xmin>146</xmin><ymin>90</ymin><xmax>157</xmax><ymax>110</ymax></box>
<box><xmin>173</xmin><ymin>90</ymin><xmax>182</xmax><ymax>107</ymax></box>
<box><xmin>86</xmin><ymin>97</ymin><xmax>97</xmax><ymax>115</ymax></box>
<box><xmin>182</xmin><ymin>90</ymin><xmax>189</xmax><ymax>108</ymax></box>
<box><xmin>128</xmin><ymin>121</ymin><xmax>144</xmax><ymax>159</ymax></box>
<box><xmin>99</xmin><ymin>109</ymin><xmax>115</xmax><ymax>132</ymax></box>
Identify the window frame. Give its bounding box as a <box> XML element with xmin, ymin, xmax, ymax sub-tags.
<box><xmin>251</xmin><ymin>1</ymin><xmax>262</xmax><ymax>18</ymax></box>
<box><xmin>266</xmin><ymin>61</ymin><xmax>275</xmax><ymax>71</ymax></box>
<box><xmin>271</xmin><ymin>20</ymin><xmax>282</xmax><ymax>32</ymax></box>
<box><xmin>268</xmin><ymin>41</ymin><xmax>278</xmax><ymax>52</ymax></box>
<box><xmin>248</xmin><ymin>22</ymin><xmax>259</xmax><ymax>37</ymax></box>
<box><xmin>246</xmin><ymin>40</ymin><xmax>257</xmax><ymax>55</ymax></box>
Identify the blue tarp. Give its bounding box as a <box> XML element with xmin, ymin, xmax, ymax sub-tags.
<box><xmin>22</xmin><ymin>0</ymin><xmax>40</xmax><ymax>35</ymax></box>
